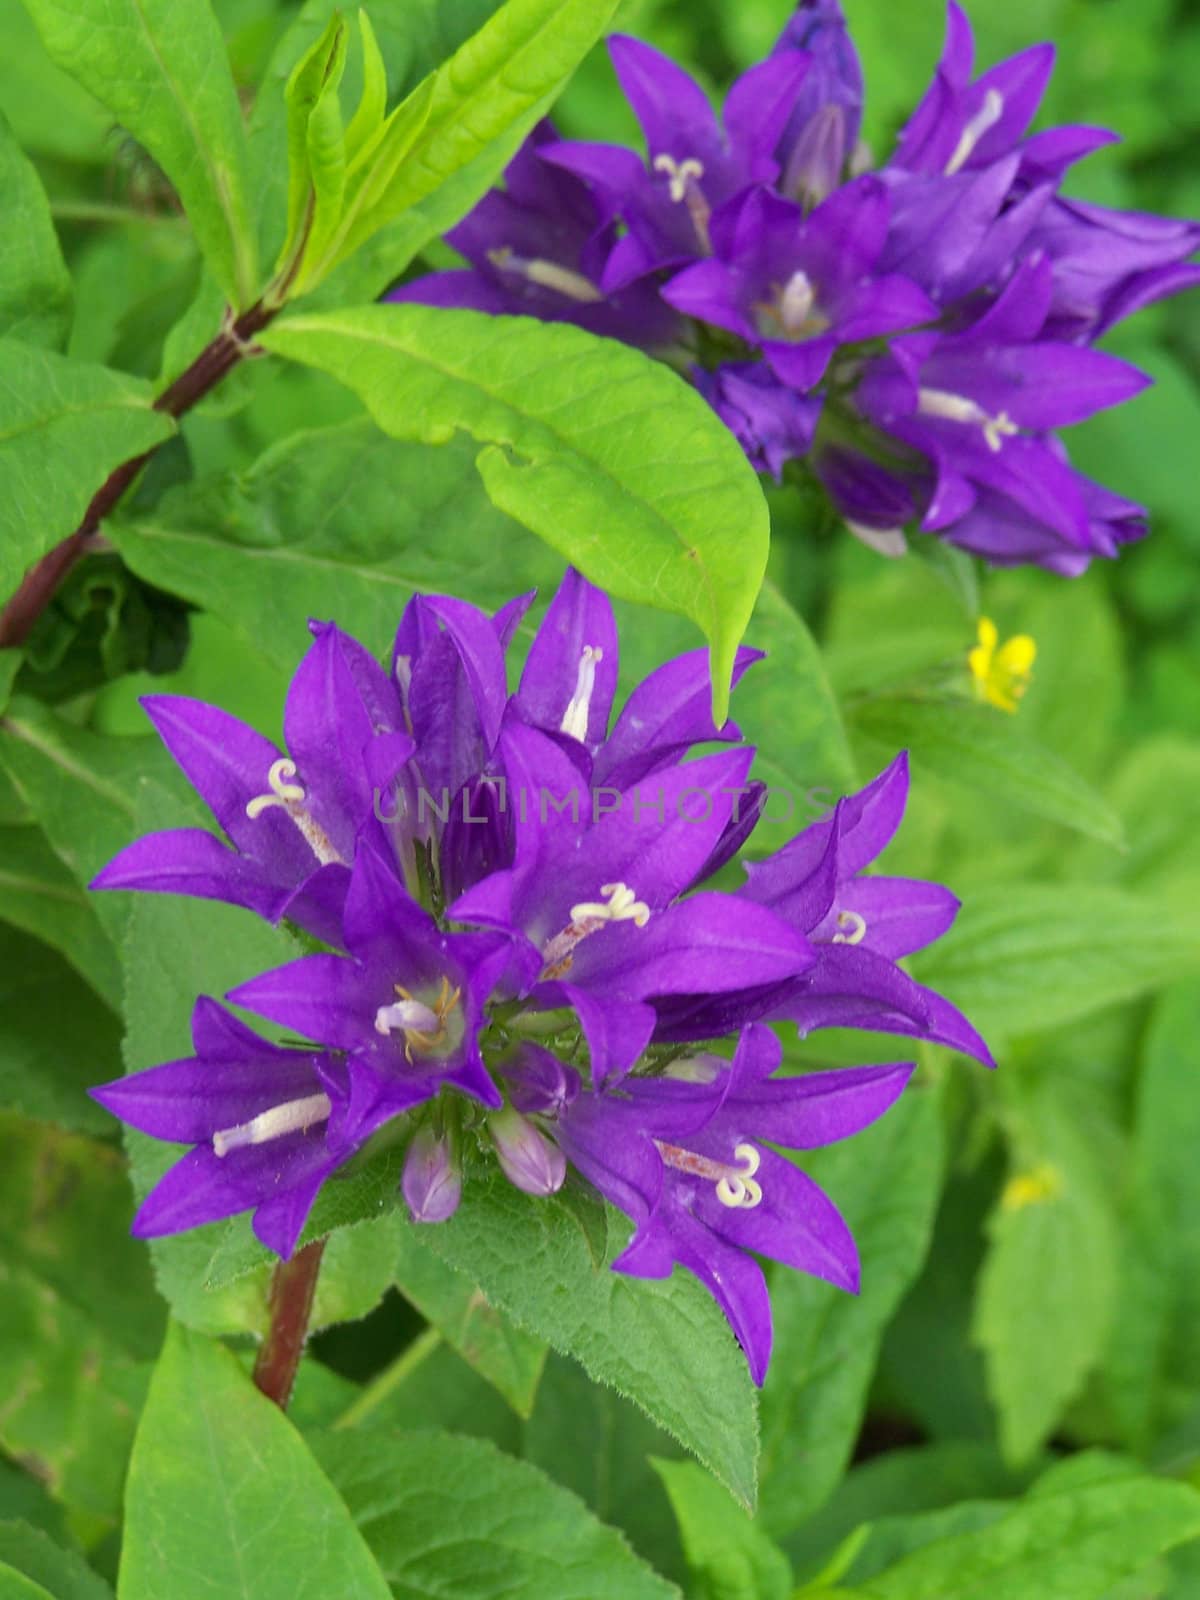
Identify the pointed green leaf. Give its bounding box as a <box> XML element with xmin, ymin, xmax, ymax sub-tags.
<box><xmin>653</xmin><ymin>1458</ymin><xmax>792</xmax><ymax>1600</ymax></box>
<box><xmin>0</xmin><ymin>1114</ymin><xmax>160</xmax><ymax>1521</ymax></box>
<box><xmin>310</xmin><ymin>1427</ymin><xmax>678</xmax><ymax>1600</ymax></box>
<box><xmin>0</xmin><ymin>108</ymin><xmax>71</xmax><ymax>349</ymax></box>
<box><xmin>20</xmin><ymin>0</ymin><xmax>258</xmax><ymax>308</ymax></box>
<box><xmin>393</xmin><ymin>1226</ymin><xmax>548</xmax><ymax>1417</ymax></box>
<box><xmin>910</xmin><ymin>884</ymin><xmax>1200</xmax><ymax>1043</ymax></box>
<box><xmin>0</xmin><ymin>827</ymin><xmax>120</xmax><ymax>1007</ymax></box>
<box><xmin>758</xmin><ymin>1085</ymin><xmax>943</xmax><ymax>1534</ymax></box>
<box><xmin>0</xmin><ymin>922</ymin><xmax>120</xmax><ymax>1134</ymax></box>
<box><xmin>418</xmin><ymin>1165</ymin><xmax>760</xmax><ymax>1507</ymax></box>
<box><xmin>261</xmin><ymin>306</ymin><xmax>770</xmax><ymax>719</ymax></box>
<box><xmin>118</xmin><ymin>1323</ymin><xmax>392</xmax><ymax>1600</ymax></box>
<box><xmin>0</xmin><ymin>343</ymin><xmax>174</xmax><ymax>602</ymax></box>
<box><xmin>0</xmin><ymin>1522</ymin><xmax>112</xmax><ymax>1600</ymax></box>
<box><xmin>973</xmin><ymin>1090</ymin><xmax>1117</xmax><ymax>1465</ymax></box>
<box><xmin>276</xmin><ymin>13</ymin><xmax>349</xmax><ymax>289</ymax></box>
<box><xmin>850</xmin><ymin>696</ymin><xmax>1124</xmax><ymax>848</ymax></box>
<box><xmin>343</xmin><ymin>11</ymin><xmax>388</xmax><ymax>165</ymax></box>
<box><xmin>856</xmin><ymin>1473</ymin><xmax>1200</xmax><ymax>1599</ymax></box>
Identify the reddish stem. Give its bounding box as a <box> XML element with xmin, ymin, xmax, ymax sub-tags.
<box><xmin>252</xmin><ymin>1237</ymin><xmax>327</xmax><ymax>1410</ymax></box>
<box><xmin>0</xmin><ymin>300</ymin><xmax>275</xmax><ymax>649</ymax></box>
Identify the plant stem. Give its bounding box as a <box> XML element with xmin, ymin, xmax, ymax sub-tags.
<box><xmin>331</xmin><ymin>1325</ymin><xmax>444</xmax><ymax>1430</ymax></box>
<box><xmin>0</xmin><ymin>298</ymin><xmax>276</xmax><ymax>650</ymax></box>
<box><xmin>253</xmin><ymin>1237</ymin><xmax>327</xmax><ymax>1410</ymax></box>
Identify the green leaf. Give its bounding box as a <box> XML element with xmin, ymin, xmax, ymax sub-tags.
<box><xmin>0</xmin><ymin>1569</ymin><xmax>54</xmax><ymax>1600</ymax></box>
<box><xmin>910</xmin><ymin>884</ymin><xmax>1200</xmax><ymax>1042</ymax></box>
<box><xmin>0</xmin><ymin>109</ymin><xmax>71</xmax><ymax>349</ymax></box>
<box><xmin>0</xmin><ymin>922</ymin><xmax>120</xmax><ymax>1134</ymax></box>
<box><xmin>393</xmin><ymin>1227</ymin><xmax>548</xmax><ymax>1416</ymax></box>
<box><xmin>652</xmin><ymin>1458</ymin><xmax>791</xmax><ymax>1600</ymax></box>
<box><xmin>0</xmin><ymin>698</ymin><xmax>180</xmax><ymax>949</ymax></box>
<box><xmin>112</xmin><ymin>420</ymin><xmax>560</xmax><ymax>665</ymax></box>
<box><xmin>261</xmin><ymin>306</ymin><xmax>770</xmax><ymax>719</ymax></box>
<box><xmin>855</xmin><ymin>1474</ymin><xmax>1200</xmax><ymax>1599</ymax></box>
<box><xmin>0</xmin><ymin>827</ymin><xmax>120</xmax><ymax>1008</ymax></box>
<box><xmin>310</xmin><ymin>1427</ymin><xmax>679</xmax><ymax>1600</ymax></box>
<box><xmin>850</xmin><ymin>696</ymin><xmax>1125</xmax><ymax>849</ymax></box>
<box><xmin>1104</xmin><ymin>981</ymin><xmax>1200</xmax><ymax>1452</ymax></box>
<box><xmin>973</xmin><ymin>1088</ymin><xmax>1117</xmax><ymax>1464</ymax></box>
<box><xmin>279</xmin><ymin>14</ymin><xmax>348</xmax><ymax>277</ymax></box>
<box><xmin>118</xmin><ymin>1323</ymin><xmax>392</xmax><ymax>1600</ymax></box>
<box><xmin>736</xmin><ymin>577</ymin><xmax>857</xmax><ymax>856</ymax></box>
<box><xmin>0</xmin><ymin>343</ymin><xmax>174</xmax><ymax>602</ymax></box>
<box><xmin>0</xmin><ymin>1113</ymin><xmax>160</xmax><ymax>1521</ymax></box>
<box><xmin>21</xmin><ymin>0</ymin><xmax>258</xmax><ymax>308</ymax></box>
<box><xmin>337</xmin><ymin>0</ymin><xmax>621</xmax><ymax>271</ymax></box>
<box><xmin>520</xmin><ymin>1353</ymin><xmax>686</xmax><ymax>1585</ymax></box>
<box><xmin>0</xmin><ymin>1522</ymin><xmax>112</xmax><ymax>1600</ymax></box>
<box><xmin>419</xmin><ymin>1165</ymin><xmax>760</xmax><ymax>1508</ymax></box>
<box><xmin>758</xmin><ymin>1084</ymin><xmax>943</xmax><ymax>1535</ymax></box>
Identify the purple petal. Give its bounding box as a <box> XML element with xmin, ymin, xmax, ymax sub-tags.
<box><xmin>729</xmin><ymin>1060</ymin><xmax>914</xmax><ymax>1149</ymax></box>
<box><xmin>90</xmin><ymin>828</ymin><xmax>291</xmax><ymax>920</ymax></box>
<box><xmin>140</xmin><ymin>696</ymin><xmax>312</xmax><ymax>878</ymax></box>
<box><xmin>608</xmin><ymin>34</ymin><xmax>719</xmax><ymax>158</ymax></box>
<box><xmin>227</xmin><ymin>954</ymin><xmax>377</xmax><ymax>1050</ymax></box>
<box><xmin>825</xmin><ymin>876</ymin><xmax>961</xmax><ymax>959</ymax></box>
<box><xmin>518</xmin><ymin>568</ymin><xmax>618</xmax><ymax>746</ymax></box>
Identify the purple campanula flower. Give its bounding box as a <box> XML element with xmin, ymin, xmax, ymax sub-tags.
<box><xmin>91</xmin><ymin>569</ymin><xmax>985</xmax><ymax>1379</ymax></box>
<box><xmin>91</xmin><ymin>999</ymin><xmax>402</xmax><ymax>1257</ymax></box>
<box><xmin>394</xmin><ymin>0</ymin><xmax>1198</xmax><ymax>573</ymax></box>
<box><xmin>389</xmin><ymin>120</ymin><xmax>683</xmax><ymax>349</ymax></box>
<box><xmin>553</xmin><ymin>1024</ymin><xmax>913</xmax><ymax>1384</ymax></box>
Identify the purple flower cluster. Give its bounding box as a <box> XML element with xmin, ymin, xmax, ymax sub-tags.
<box><xmin>393</xmin><ymin>2</ymin><xmax>1199</xmax><ymax>574</ymax></box>
<box><xmin>92</xmin><ymin>572</ymin><xmax>988</xmax><ymax>1383</ymax></box>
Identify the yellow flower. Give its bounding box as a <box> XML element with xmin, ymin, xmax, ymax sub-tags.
<box><xmin>968</xmin><ymin>617</ymin><xmax>1036</xmax><ymax>713</ymax></box>
<box><xmin>1001</xmin><ymin>1162</ymin><xmax>1063</xmax><ymax>1211</ymax></box>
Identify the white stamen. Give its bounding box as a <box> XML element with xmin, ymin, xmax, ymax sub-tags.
<box><xmin>944</xmin><ymin>88</ymin><xmax>1005</xmax><ymax>175</ymax></box>
<box><xmin>486</xmin><ymin>247</ymin><xmax>603</xmax><ymax>304</ymax></box>
<box><xmin>245</xmin><ymin>757</ymin><xmax>306</xmax><ymax>818</ymax></box>
<box><xmin>917</xmin><ymin>387</ymin><xmax>1019</xmax><ymax>452</ymax></box>
<box><xmin>212</xmin><ymin>1092</ymin><xmax>331</xmax><ymax>1157</ymax></box>
<box><xmin>715</xmin><ymin>1143</ymin><xmax>764</xmax><ymax>1210</ymax></box>
<box><xmin>778</xmin><ymin>270</ymin><xmax>817</xmax><ymax>337</ymax></box>
<box><xmin>569</xmin><ymin>881</ymin><xmax>651</xmax><ymax>929</ymax></box>
<box><xmin>831</xmin><ymin>909</ymin><xmax>867</xmax><ymax>946</ymax></box>
<box><xmin>244</xmin><ymin>756</ymin><xmax>344</xmax><ymax>866</ymax></box>
<box><xmin>559</xmin><ymin>646</ymin><xmax>603</xmax><ymax>742</ymax></box>
<box><xmin>653</xmin><ymin>153</ymin><xmax>705</xmax><ymax>204</ymax></box>
<box><xmin>374</xmin><ymin>998</ymin><xmax>441</xmax><ymax>1038</ymax></box>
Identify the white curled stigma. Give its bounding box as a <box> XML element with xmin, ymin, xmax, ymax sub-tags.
<box><xmin>656</xmin><ymin>1139</ymin><xmax>764</xmax><ymax>1210</ymax></box>
<box><xmin>540</xmin><ymin>882</ymin><xmax>650</xmax><ymax>979</ymax></box>
<box><xmin>831</xmin><ymin>909</ymin><xmax>867</xmax><ymax>945</ymax></box>
<box><xmin>944</xmin><ymin>88</ymin><xmax>1005</xmax><ymax>175</ymax></box>
<box><xmin>569</xmin><ymin>882</ymin><xmax>651</xmax><ymax>928</ymax></box>
<box><xmin>917</xmin><ymin>387</ymin><xmax>1019</xmax><ymax>453</ymax></box>
<box><xmin>652</xmin><ymin>154</ymin><xmax>712</xmax><ymax>251</ymax></box>
<box><xmin>559</xmin><ymin>646</ymin><xmax>603</xmax><ymax>742</ymax></box>
<box><xmin>653</xmin><ymin>154</ymin><xmax>705</xmax><ymax>203</ymax></box>
<box><xmin>212</xmin><ymin>1092</ymin><xmax>332</xmax><ymax>1157</ymax></box>
<box><xmin>244</xmin><ymin>757</ymin><xmax>344</xmax><ymax>866</ymax></box>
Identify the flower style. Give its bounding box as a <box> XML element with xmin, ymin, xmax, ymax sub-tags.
<box><xmin>92</xmin><ymin>570</ymin><xmax>988</xmax><ymax>1381</ymax></box>
<box><xmin>394</xmin><ymin>0</ymin><xmax>1199</xmax><ymax>572</ymax></box>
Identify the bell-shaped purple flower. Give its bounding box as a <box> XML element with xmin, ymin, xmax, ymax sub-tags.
<box><xmin>91</xmin><ymin>999</ymin><xmax>400</xmax><ymax>1257</ymax></box>
<box><xmin>555</xmin><ymin>1024</ymin><xmax>913</xmax><ymax>1383</ymax></box>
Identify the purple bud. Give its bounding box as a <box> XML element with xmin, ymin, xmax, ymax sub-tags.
<box><xmin>783</xmin><ymin>103</ymin><xmax>847</xmax><ymax>209</ymax></box>
<box><xmin>488</xmin><ymin>1105</ymin><xmax>567</xmax><ymax>1196</ymax></box>
<box><xmin>506</xmin><ymin>1043</ymin><xmax>581</xmax><ymax>1118</ymax></box>
<box><xmin>402</xmin><ymin>1123</ymin><xmax>462</xmax><ymax>1223</ymax></box>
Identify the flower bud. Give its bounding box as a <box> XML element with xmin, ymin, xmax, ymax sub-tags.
<box><xmin>402</xmin><ymin>1122</ymin><xmax>462</xmax><ymax>1223</ymax></box>
<box><xmin>488</xmin><ymin>1105</ymin><xmax>566</xmax><ymax>1196</ymax></box>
